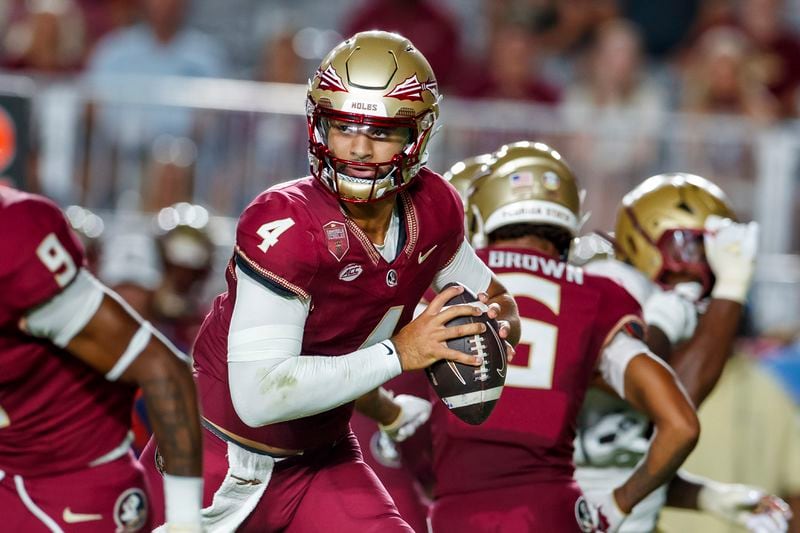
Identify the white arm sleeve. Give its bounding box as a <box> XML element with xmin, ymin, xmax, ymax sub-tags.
<box><xmin>598</xmin><ymin>332</ymin><xmax>662</xmax><ymax>399</ymax></box>
<box><xmin>25</xmin><ymin>268</ymin><xmax>105</xmax><ymax>347</ymax></box>
<box><xmin>432</xmin><ymin>238</ymin><xmax>493</xmax><ymax>295</ymax></box>
<box><xmin>228</xmin><ymin>266</ymin><xmax>403</xmax><ymax>428</ymax></box>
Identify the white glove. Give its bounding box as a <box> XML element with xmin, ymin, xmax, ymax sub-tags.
<box><xmin>698</xmin><ymin>480</ymin><xmax>792</xmax><ymax>532</ymax></box>
<box><xmin>157</xmin><ymin>474</ymin><xmax>203</xmax><ymax>533</ymax></box>
<box><xmin>585</xmin><ymin>491</ymin><xmax>628</xmax><ymax>532</ymax></box>
<box><xmin>704</xmin><ymin>215</ymin><xmax>759</xmax><ymax>303</ymax></box>
<box><xmin>378</xmin><ymin>394</ymin><xmax>432</xmax><ymax>442</ymax></box>
<box><xmin>643</xmin><ymin>288</ymin><xmax>698</xmax><ymax>345</ymax></box>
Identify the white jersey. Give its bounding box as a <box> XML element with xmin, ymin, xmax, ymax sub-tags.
<box><xmin>574</xmin><ymin>256</ymin><xmax>667</xmax><ymax>532</ymax></box>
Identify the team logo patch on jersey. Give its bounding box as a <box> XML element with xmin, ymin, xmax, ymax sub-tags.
<box><xmin>386</xmin><ymin>269</ymin><xmax>398</xmax><ymax>287</ymax></box>
<box><xmin>575</xmin><ymin>496</ymin><xmax>596</xmax><ymax>532</ymax></box>
<box><xmin>338</xmin><ymin>262</ymin><xmax>363</xmax><ymax>281</ymax></box>
<box><xmin>323</xmin><ymin>221</ymin><xmax>350</xmax><ymax>261</ymax></box>
<box><xmin>384</xmin><ymin>74</ymin><xmax>438</xmax><ymax>101</ymax></box>
<box><xmin>113</xmin><ymin>488</ymin><xmax>148</xmax><ymax>532</ymax></box>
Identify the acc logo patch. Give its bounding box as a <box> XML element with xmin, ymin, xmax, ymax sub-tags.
<box><xmin>323</xmin><ymin>221</ymin><xmax>349</xmax><ymax>262</ymax></box>
<box><xmin>338</xmin><ymin>262</ymin><xmax>363</xmax><ymax>282</ymax></box>
<box><xmin>113</xmin><ymin>488</ymin><xmax>148</xmax><ymax>532</ymax></box>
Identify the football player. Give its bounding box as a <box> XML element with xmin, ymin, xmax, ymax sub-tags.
<box><xmin>0</xmin><ymin>187</ymin><xmax>203</xmax><ymax>532</ymax></box>
<box><xmin>138</xmin><ymin>31</ymin><xmax>520</xmax><ymax>532</ymax></box>
<box><xmin>428</xmin><ymin>141</ymin><xmax>700</xmax><ymax>533</ymax></box>
<box><xmin>347</xmin><ymin>153</ymin><xmax>498</xmax><ymax>532</ymax></box>
<box><xmin>573</xmin><ymin>173</ymin><xmax>791</xmax><ymax>532</ymax></box>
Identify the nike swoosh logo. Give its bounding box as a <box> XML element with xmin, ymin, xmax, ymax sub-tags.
<box><xmin>381</xmin><ymin>342</ymin><xmax>394</xmax><ymax>356</ymax></box>
<box><xmin>63</xmin><ymin>508</ymin><xmax>103</xmax><ymax>523</ymax></box>
<box><xmin>418</xmin><ymin>245</ymin><xmax>438</xmax><ymax>264</ymax></box>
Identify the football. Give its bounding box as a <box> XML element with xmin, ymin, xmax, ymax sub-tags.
<box><xmin>425</xmin><ymin>283</ymin><xmax>508</xmax><ymax>425</ymax></box>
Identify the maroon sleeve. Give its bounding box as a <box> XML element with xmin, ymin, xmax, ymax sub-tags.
<box><xmin>0</xmin><ymin>193</ymin><xmax>85</xmax><ymax>325</ymax></box>
<box><xmin>594</xmin><ymin>278</ymin><xmax>647</xmax><ymax>350</ymax></box>
<box><xmin>233</xmin><ymin>190</ymin><xmax>319</xmax><ymax>299</ymax></box>
<box><xmin>436</xmin><ymin>172</ymin><xmax>467</xmax><ymax>267</ymax></box>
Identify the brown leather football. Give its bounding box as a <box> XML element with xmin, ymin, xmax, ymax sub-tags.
<box><xmin>425</xmin><ymin>283</ymin><xmax>507</xmax><ymax>425</ymax></box>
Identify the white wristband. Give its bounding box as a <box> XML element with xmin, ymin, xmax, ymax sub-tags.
<box><xmin>163</xmin><ymin>474</ymin><xmax>203</xmax><ymax>527</ymax></box>
<box><xmin>710</xmin><ymin>277</ymin><xmax>749</xmax><ymax>304</ymax></box>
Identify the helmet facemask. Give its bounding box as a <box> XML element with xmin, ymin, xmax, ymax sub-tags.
<box><xmin>307</xmin><ymin>105</ymin><xmax>433</xmax><ymax>203</ymax></box>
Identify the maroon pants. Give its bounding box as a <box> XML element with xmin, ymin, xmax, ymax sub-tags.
<box><xmin>431</xmin><ymin>480</ymin><xmax>590</xmax><ymax>533</ymax></box>
<box><xmin>0</xmin><ymin>453</ymin><xmax>150</xmax><ymax>532</ymax></box>
<box><xmin>350</xmin><ymin>411</ymin><xmax>431</xmax><ymax>533</ymax></box>
<box><xmin>140</xmin><ymin>427</ymin><xmax>414</xmax><ymax>532</ymax></box>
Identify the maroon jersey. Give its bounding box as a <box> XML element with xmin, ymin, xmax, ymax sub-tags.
<box><xmin>195</xmin><ymin>169</ymin><xmax>465</xmax><ymax>450</ymax></box>
<box><xmin>432</xmin><ymin>246</ymin><xmax>644</xmax><ymax>497</ymax></box>
<box><xmin>0</xmin><ymin>189</ymin><xmax>135</xmax><ymax>476</ymax></box>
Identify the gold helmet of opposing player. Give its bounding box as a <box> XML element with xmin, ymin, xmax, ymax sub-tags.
<box><xmin>615</xmin><ymin>172</ymin><xmax>735</xmax><ymax>294</ymax></box>
<box><xmin>467</xmin><ymin>141</ymin><xmax>583</xmax><ymax>253</ymax></box>
<box><xmin>307</xmin><ymin>31</ymin><xmax>440</xmax><ymax>203</ymax></box>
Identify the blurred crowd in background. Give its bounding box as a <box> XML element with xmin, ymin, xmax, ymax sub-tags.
<box><xmin>4</xmin><ymin>0</ymin><xmax>800</xmax><ymax>117</ymax></box>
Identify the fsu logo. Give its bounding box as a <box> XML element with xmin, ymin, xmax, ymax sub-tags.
<box><xmin>574</xmin><ymin>496</ymin><xmax>597</xmax><ymax>532</ymax></box>
<box><xmin>385</xmin><ymin>74</ymin><xmax>438</xmax><ymax>102</ymax></box>
<box><xmin>113</xmin><ymin>488</ymin><xmax>148</xmax><ymax>532</ymax></box>
<box><xmin>386</xmin><ymin>269</ymin><xmax>398</xmax><ymax>287</ymax></box>
<box><xmin>323</xmin><ymin>221</ymin><xmax>350</xmax><ymax>261</ymax></box>
<box><xmin>316</xmin><ymin>66</ymin><xmax>348</xmax><ymax>93</ymax></box>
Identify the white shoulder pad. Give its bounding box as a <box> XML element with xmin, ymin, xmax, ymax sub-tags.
<box><xmin>584</xmin><ymin>258</ymin><xmax>654</xmax><ymax>307</ymax></box>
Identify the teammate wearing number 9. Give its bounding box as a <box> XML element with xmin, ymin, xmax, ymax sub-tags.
<box><xmin>138</xmin><ymin>30</ymin><xmax>520</xmax><ymax>532</ymax></box>
<box><xmin>428</xmin><ymin>141</ymin><xmax>700</xmax><ymax>533</ymax></box>
<box><xmin>0</xmin><ymin>187</ymin><xmax>204</xmax><ymax>532</ymax></box>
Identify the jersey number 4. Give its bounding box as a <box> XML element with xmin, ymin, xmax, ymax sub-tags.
<box><xmin>257</xmin><ymin>218</ymin><xmax>295</xmax><ymax>253</ymax></box>
<box><xmin>499</xmin><ymin>272</ymin><xmax>559</xmax><ymax>390</ymax></box>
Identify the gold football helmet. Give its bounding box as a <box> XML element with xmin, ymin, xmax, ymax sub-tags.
<box><xmin>615</xmin><ymin>172</ymin><xmax>735</xmax><ymax>293</ymax></box>
<box><xmin>307</xmin><ymin>31</ymin><xmax>440</xmax><ymax>203</ymax></box>
<box><xmin>467</xmin><ymin>141</ymin><xmax>583</xmax><ymax>252</ymax></box>
<box><xmin>443</xmin><ymin>153</ymin><xmax>494</xmax><ymax>202</ymax></box>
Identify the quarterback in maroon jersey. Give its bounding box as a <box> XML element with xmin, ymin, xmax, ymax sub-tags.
<box><xmin>428</xmin><ymin>142</ymin><xmax>700</xmax><ymax>533</ymax></box>
<box><xmin>0</xmin><ymin>187</ymin><xmax>203</xmax><ymax>532</ymax></box>
<box><xmin>140</xmin><ymin>31</ymin><xmax>519</xmax><ymax>532</ymax></box>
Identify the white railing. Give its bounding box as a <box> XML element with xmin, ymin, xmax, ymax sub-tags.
<box><xmin>2</xmin><ymin>73</ymin><xmax>798</xmax><ymax>333</ymax></box>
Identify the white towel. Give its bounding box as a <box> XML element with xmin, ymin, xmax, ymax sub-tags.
<box><xmin>153</xmin><ymin>442</ymin><xmax>278</xmax><ymax>533</ymax></box>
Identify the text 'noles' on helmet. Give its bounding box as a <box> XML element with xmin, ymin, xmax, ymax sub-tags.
<box><xmin>307</xmin><ymin>31</ymin><xmax>440</xmax><ymax>203</ymax></box>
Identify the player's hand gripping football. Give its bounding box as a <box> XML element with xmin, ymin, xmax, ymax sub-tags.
<box><xmin>477</xmin><ymin>291</ymin><xmax>516</xmax><ymax>362</ymax></box>
<box><xmin>379</xmin><ymin>394</ymin><xmax>432</xmax><ymax>442</ymax></box>
<box><xmin>391</xmin><ymin>284</ymin><xmax>487</xmax><ymax>370</ymax></box>
<box><xmin>698</xmin><ymin>480</ymin><xmax>792</xmax><ymax>532</ymax></box>
<box><xmin>704</xmin><ymin>215</ymin><xmax>759</xmax><ymax>303</ymax></box>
